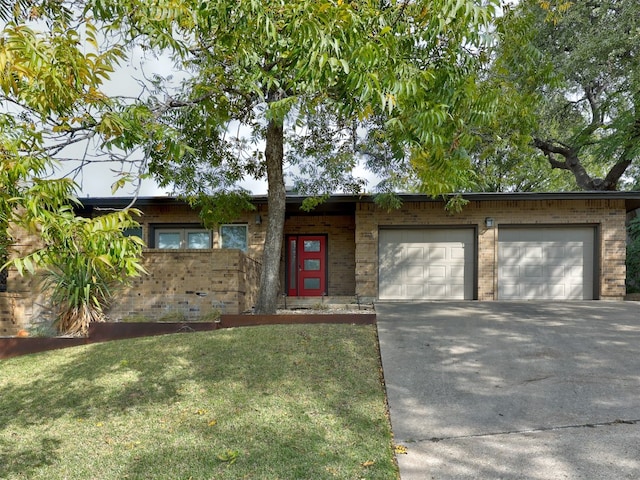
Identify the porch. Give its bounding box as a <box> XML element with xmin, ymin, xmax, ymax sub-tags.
<box><xmin>277</xmin><ymin>295</ymin><xmax>374</xmax><ymax>311</ymax></box>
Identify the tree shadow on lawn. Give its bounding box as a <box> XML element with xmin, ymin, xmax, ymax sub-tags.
<box><xmin>0</xmin><ymin>324</ymin><xmax>395</xmax><ymax>479</ymax></box>
<box><xmin>0</xmin><ymin>437</ymin><xmax>61</xmax><ymax>478</ymax></box>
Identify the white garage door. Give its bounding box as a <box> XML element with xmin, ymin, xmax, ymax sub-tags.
<box><xmin>379</xmin><ymin>229</ymin><xmax>475</xmax><ymax>300</ymax></box>
<box><xmin>498</xmin><ymin>227</ymin><xmax>595</xmax><ymax>300</ymax></box>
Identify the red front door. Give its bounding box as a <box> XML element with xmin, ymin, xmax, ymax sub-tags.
<box><xmin>287</xmin><ymin>235</ymin><xmax>327</xmax><ymax>296</ymax></box>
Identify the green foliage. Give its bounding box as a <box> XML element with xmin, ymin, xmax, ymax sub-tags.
<box><xmin>158</xmin><ymin>310</ymin><xmax>187</xmax><ymax>323</ymax></box>
<box><xmin>476</xmin><ymin>0</ymin><xmax>640</xmax><ymax>191</ymax></box>
<box><xmin>627</xmin><ymin>217</ymin><xmax>640</xmax><ymax>293</ymax></box>
<box><xmin>373</xmin><ymin>192</ymin><xmax>403</xmax><ymax>212</ymax></box>
<box><xmin>190</xmin><ymin>192</ymin><xmax>255</xmax><ymax>228</ymax></box>
<box><xmin>1</xmin><ymin>2</ymin><xmax>147</xmax><ymax>334</ymax></box>
<box><xmin>85</xmin><ymin>0</ymin><xmax>501</xmax><ymax>313</ymax></box>
<box><xmin>12</xmin><ymin>208</ymin><xmax>146</xmax><ymax>335</ymax></box>
<box><xmin>86</xmin><ymin>0</ymin><xmax>500</xmax><ymax>200</ymax></box>
<box><xmin>27</xmin><ymin>322</ymin><xmax>57</xmax><ymax>338</ymax></box>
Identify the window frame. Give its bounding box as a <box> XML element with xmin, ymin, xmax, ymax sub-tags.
<box><xmin>153</xmin><ymin>226</ymin><xmax>212</xmax><ymax>250</ymax></box>
<box><xmin>220</xmin><ymin>224</ymin><xmax>249</xmax><ymax>252</ymax></box>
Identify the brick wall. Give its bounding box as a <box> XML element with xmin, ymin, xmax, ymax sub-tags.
<box><xmin>1</xmin><ymin>221</ymin><xmax>49</xmax><ymax>332</ymax></box>
<box><xmin>137</xmin><ymin>205</ymin><xmax>356</xmax><ymax>297</ymax></box>
<box><xmin>355</xmin><ymin>199</ymin><xmax>627</xmax><ymax>301</ymax></box>
<box><xmin>133</xmin><ymin>203</ymin><xmax>267</xmax><ymax>258</ymax></box>
<box><xmin>0</xmin><ymin>294</ymin><xmax>25</xmax><ymax>336</ymax></box>
<box><xmin>106</xmin><ymin>249</ymin><xmax>261</xmax><ymax>319</ymax></box>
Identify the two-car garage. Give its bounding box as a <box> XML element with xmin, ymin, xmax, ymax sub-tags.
<box><xmin>378</xmin><ymin>226</ymin><xmax>597</xmax><ymax>301</ymax></box>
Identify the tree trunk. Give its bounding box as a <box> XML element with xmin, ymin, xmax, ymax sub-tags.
<box><xmin>254</xmin><ymin>119</ymin><xmax>286</xmax><ymax>314</ymax></box>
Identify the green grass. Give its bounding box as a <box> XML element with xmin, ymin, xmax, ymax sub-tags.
<box><xmin>0</xmin><ymin>324</ymin><xmax>398</xmax><ymax>479</ymax></box>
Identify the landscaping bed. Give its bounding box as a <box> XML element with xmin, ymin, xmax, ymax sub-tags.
<box><xmin>0</xmin><ymin>313</ymin><xmax>376</xmax><ymax>359</ymax></box>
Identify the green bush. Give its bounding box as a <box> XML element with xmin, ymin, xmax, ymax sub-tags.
<box><xmin>627</xmin><ymin>217</ymin><xmax>640</xmax><ymax>293</ymax></box>
<box><xmin>13</xmin><ymin>208</ymin><xmax>146</xmax><ymax>336</ymax></box>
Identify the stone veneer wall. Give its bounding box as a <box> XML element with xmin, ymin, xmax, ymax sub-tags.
<box><xmin>355</xmin><ymin>199</ymin><xmax>627</xmax><ymax>301</ymax></box>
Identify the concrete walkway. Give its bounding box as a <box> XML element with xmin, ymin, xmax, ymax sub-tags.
<box><xmin>376</xmin><ymin>302</ymin><xmax>640</xmax><ymax>479</ymax></box>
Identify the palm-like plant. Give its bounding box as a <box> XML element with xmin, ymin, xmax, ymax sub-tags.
<box><xmin>14</xmin><ymin>206</ymin><xmax>146</xmax><ymax>336</ymax></box>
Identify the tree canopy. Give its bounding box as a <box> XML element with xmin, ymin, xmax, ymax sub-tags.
<box><xmin>476</xmin><ymin>0</ymin><xmax>640</xmax><ymax>191</ymax></box>
<box><xmin>84</xmin><ymin>0</ymin><xmax>500</xmax><ymax>312</ymax></box>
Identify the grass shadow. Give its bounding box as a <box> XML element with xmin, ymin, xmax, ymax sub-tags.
<box><xmin>0</xmin><ymin>324</ymin><xmax>397</xmax><ymax>479</ymax></box>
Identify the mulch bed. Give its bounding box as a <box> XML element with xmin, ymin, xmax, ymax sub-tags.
<box><xmin>0</xmin><ymin>313</ymin><xmax>376</xmax><ymax>360</ymax></box>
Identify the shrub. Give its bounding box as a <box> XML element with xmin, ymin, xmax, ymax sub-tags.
<box><xmin>12</xmin><ymin>207</ymin><xmax>146</xmax><ymax>336</ymax></box>
<box><xmin>627</xmin><ymin>217</ymin><xmax>640</xmax><ymax>293</ymax></box>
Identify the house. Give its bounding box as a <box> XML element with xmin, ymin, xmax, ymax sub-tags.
<box><xmin>2</xmin><ymin>191</ymin><xmax>640</xmax><ymax>332</ymax></box>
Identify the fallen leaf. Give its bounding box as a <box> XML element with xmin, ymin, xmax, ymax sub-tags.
<box><xmin>394</xmin><ymin>444</ymin><xmax>408</xmax><ymax>454</ymax></box>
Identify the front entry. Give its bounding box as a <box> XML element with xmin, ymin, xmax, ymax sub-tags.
<box><xmin>286</xmin><ymin>235</ymin><xmax>327</xmax><ymax>296</ymax></box>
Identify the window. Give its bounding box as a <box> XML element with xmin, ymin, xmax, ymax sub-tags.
<box><xmin>220</xmin><ymin>224</ymin><xmax>248</xmax><ymax>251</ymax></box>
<box><xmin>123</xmin><ymin>226</ymin><xmax>143</xmax><ymax>239</ymax></box>
<box><xmin>154</xmin><ymin>228</ymin><xmax>211</xmax><ymax>249</ymax></box>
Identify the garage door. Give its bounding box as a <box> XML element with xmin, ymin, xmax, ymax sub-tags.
<box><xmin>379</xmin><ymin>229</ymin><xmax>475</xmax><ymax>300</ymax></box>
<box><xmin>498</xmin><ymin>227</ymin><xmax>595</xmax><ymax>300</ymax></box>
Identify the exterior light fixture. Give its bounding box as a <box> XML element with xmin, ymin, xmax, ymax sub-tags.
<box><xmin>485</xmin><ymin>217</ymin><xmax>495</xmax><ymax>228</ymax></box>
<box><xmin>255</xmin><ymin>214</ymin><xmax>262</xmax><ymax>225</ymax></box>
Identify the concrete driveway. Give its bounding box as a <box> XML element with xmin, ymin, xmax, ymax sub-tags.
<box><xmin>376</xmin><ymin>302</ymin><xmax>640</xmax><ymax>480</ymax></box>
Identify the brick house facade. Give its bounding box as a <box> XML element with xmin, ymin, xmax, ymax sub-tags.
<box><xmin>2</xmin><ymin>192</ymin><xmax>639</xmax><ymax>334</ymax></box>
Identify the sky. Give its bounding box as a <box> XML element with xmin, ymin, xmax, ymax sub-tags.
<box><xmin>56</xmin><ymin>44</ymin><xmax>276</xmax><ymax>199</ymax></box>
<box><xmin>62</xmin><ymin>46</ymin><xmax>378</xmax><ymax>199</ymax></box>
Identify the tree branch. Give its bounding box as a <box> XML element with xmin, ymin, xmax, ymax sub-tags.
<box><xmin>533</xmin><ymin>137</ymin><xmax>600</xmax><ymax>189</ymax></box>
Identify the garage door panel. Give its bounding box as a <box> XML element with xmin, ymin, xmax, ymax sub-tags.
<box><xmin>380</xmin><ymin>281</ymin><xmax>403</xmax><ymax>298</ymax></box>
<box><xmin>379</xmin><ymin>228</ymin><xmax>474</xmax><ymax>300</ymax></box>
<box><xmin>427</xmin><ymin>284</ymin><xmax>448</xmax><ymax>297</ymax></box>
<box><xmin>428</xmin><ymin>266</ymin><xmax>447</xmax><ymax>278</ymax></box>
<box><xmin>501</xmin><ymin>266</ymin><xmax>520</xmax><ymax>277</ymax></box>
<box><xmin>498</xmin><ymin>227</ymin><xmax>594</xmax><ymax>300</ymax></box>
<box><xmin>524</xmin><ymin>265</ymin><xmax>543</xmax><ymax>278</ymax></box>
<box><xmin>525</xmin><ymin>246</ymin><xmax>543</xmax><ymax>259</ymax></box>
<box><xmin>406</xmin><ymin>265</ymin><xmax>424</xmax><ymax>278</ymax></box>
<box><xmin>548</xmin><ymin>284</ymin><xmax>567</xmax><ymax>299</ymax></box>
<box><xmin>546</xmin><ymin>265</ymin><xmax>565</xmax><ymax>278</ymax></box>
<box><xmin>450</xmin><ymin>265</ymin><xmax>465</xmax><ymax>278</ymax></box>
<box><xmin>451</xmin><ymin>246</ymin><xmax>465</xmax><ymax>259</ymax></box>
<box><xmin>522</xmin><ymin>284</ymin><xmax>546</xmax><ymax>298</ymax></box>
<box><xmin>546</xmin><ymin>246</ymin><xmax>566</xmax><ymax>258</ymax></box>
<box><xmin>568</xmin><ymin>266</ymin><xmax>583</xmax><ymax>278</ymax></box>
<box><xmin>406</xmin><ymin>284</ymin><xmax>424</xmax><ymax>298</ymax></box>
<box><xmin>429</xmin><ymin>247</ymin><xmax>446</xmax><ymax>261</ymax></box>
<box><xmin>407</xmin><ymin>247</ymin><xmax>424</xmax><ymax>261</ymax></box>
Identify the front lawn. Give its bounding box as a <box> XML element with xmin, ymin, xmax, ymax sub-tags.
<box><xmin>0</xmin><ymin>324</ymin><xmax>398</xmax><ymax>479</ymax></box>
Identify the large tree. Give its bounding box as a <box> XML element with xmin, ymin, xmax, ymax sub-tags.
<box><xmin>86</xmin><ymin>0</ymin><xmax>499</xmax><ymax>313</ymax></box>
<box><xmin>477</xmin><ymin>0</ymin><xmax>640</xmax><ymax>191</ymax></box>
